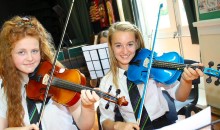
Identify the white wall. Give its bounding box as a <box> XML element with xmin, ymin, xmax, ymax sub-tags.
<box><xmin>194</xmin><ymin>18</ymin><xmax>220</xmax><ymax>113</ymax></box>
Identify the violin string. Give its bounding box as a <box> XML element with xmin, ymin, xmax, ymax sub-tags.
<box><xmin>153</xmin><ymin>60</ymin><xmax>186</xmax><ymax>70</ymax></box>
<box><xmin>51</xmin><ymin>77</ymin><xmax>118</xmax><ymax>103</ymax></box>
<box><xmin>153</xmin><ymin>60</ymin><xmax>202</xmax><ymax>71</ymax></box>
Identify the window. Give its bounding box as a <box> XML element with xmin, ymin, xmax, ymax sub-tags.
<box><xmin>139</xmin><ymin>0</ymin><xmax>190</xmax><ymax>40</ymax></box>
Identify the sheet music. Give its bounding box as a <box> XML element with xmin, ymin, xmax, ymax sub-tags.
<box><xmin>158</xmin><ymin>107</ymin><xmax>211</xmax><ymax>130</ymax></box>
<box><xmin>82</xmin><ymin>43</ymin><xmax>110</xmax><ymax>79</ymax></box>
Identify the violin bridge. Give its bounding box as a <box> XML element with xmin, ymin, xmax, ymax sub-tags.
<box><xmin>143</xmin><ymin>58</ymin><xmax>149</xmax><ymax>68</ymax></box>
<box><xmin>42</xmin><ymin>74</ymin><xmax>50</xmax><ymax>85</ymax></box>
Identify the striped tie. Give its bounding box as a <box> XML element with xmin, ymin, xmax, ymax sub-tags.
<box><xmin>125</xmin><ymin>72</ymin><xmax>153</xmax><ymax>130</ymax></box>
<box><xmin>26</xmin><ymin>97</ymin><xmax>40</xmax><ymax>124</ymax></box>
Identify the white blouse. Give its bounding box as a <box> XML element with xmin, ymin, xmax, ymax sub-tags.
<box><xmin>99</xmin><ymin>68</ymin><xmax>179</xmax><ymax>124</ymax></box>
<box><xmin>0</xmin><ymin>81</ymin><xmax>78</xmax><ymax>130</ymax></box>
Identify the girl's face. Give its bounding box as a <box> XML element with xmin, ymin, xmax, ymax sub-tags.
<box><xmin>111</xmin><ymin>31</ymin><xmax>137</xmax><ymax>70</ymax></box>
<box><xmin>99</xmin><ymin>37</ymin><xmax>108</xmax><ymax>44</ymax></box>
<box><xmin>11</xmin><ymin>36</ymin><xmax>41</xmax><ymax>76</ymax></box>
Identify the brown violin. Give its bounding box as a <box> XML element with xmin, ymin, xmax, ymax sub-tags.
<box><xmin>26</xmin><ymin>61</ymin><xmax>128</xmax><ymax>107</ymax></box>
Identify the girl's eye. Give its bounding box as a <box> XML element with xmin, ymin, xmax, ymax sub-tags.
<box><xmin>32</xmin><ymin>49</ymin><xmax>39</xmax><ymax>54</ymax></box>
<box><xmin>115</xmin><ymin>44</ymin><xmax>121</xmax><ymax>48</ymax></box>
<box><xmin>17</xmin><ymin>51</ymin><xmax>25</xmax><ymax>55</ymax></box>
<box><xmin>128</xmin><ymin>41</ymin><xmax>135</xmax><ymax>46</ymax></box>
<box><xmin>128</xmin><ymin>43</ymin><xmax>134</xmax><ymax>46</ymax></box>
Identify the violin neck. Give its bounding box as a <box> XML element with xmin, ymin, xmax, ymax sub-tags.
<box><xmin>51</xmin><ymin>77</ymin><xmax>118</xmax><ymax>102</ymax></box>
<box><xmin>152</xmin><ymin>60</ymin><xmax>204</xmax><ymax>71</ymax></box>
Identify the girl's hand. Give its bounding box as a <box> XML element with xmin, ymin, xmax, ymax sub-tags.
<box><xmin>26</xmin><ymin>124</ymin><xmax>39</xmax><ymax>130</ymax></box>
<box><xmin>80</xmin><ymin>89</ymin><xmax>100</xmax><ymax>108</ymax></box>
<box><xmin>10</xmin><ymin>124</ymin><xmax>39</xmax><ymax>130</ymax></box>
<box><xmin>181</xmin><ymin>63</ymin><xmax>204</xmax><ymax>82</ymax></box>
<box><xmin>114</xmin><ymin>122</ymin><xmax>140</xmax><ymax>130</ymax></box>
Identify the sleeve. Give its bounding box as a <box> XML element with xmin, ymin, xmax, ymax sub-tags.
<box><xmin>157</xmin><ymin>80</ymin><xmax>180</xmax><ymax>100</ymax></box>
<box><xmin>0</xmin><ymin>86</ymin><xmax>7</xmax><ymax>118</ymax></box>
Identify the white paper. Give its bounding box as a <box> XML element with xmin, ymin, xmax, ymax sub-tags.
<box><xmin>82</xmin><ymin>43</ymin><xmax>110</xmax><ymax>79</ymax></box>
<box><xmin>158</xmin><ymin>107</ymin><xmax>211</xmax><ymax>130</ymax></box>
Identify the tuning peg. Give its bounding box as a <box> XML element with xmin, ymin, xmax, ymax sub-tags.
<box><xmin>217</xmin><ymin>64</ymin><xmax>220</xmax><ymax>70</ymax></box>
<box><xmin>214</xmin><ymin>79</ymin><xmax>220</xmax><ymax>86</ymax></box>
<box><xmin>208</xmin><ymin>61</ymin><xmax>214</xmax><ymax>68</ymax></box>
<box><xmin>104</xmin><ymin>85</ymin><xmax>112</xmax><ymax>109</ymax></box>
<box><xmin>105</xmin><ymin>87</ymin><xmax>121</xmax><ymax>110</ymax></box>
<box><xmin>116</xmin><ymin>89</ymin><xmax>121</xmax><ymax>96</ymax></box>
<box><xmin>105</xmin><ymin>102</ymin><xmax>110</xmax><ymax>109</ymax></box>
<box><xmin>206</xmin><ymin>76</ymin><xmax>212</xmax><ymax>83</ymax></box>
<box><xmin>108</xmin><ymin>85</ymin><xmax>112</xmax><ymax>93</ymax></box>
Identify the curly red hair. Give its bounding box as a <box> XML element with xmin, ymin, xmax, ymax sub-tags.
<box><xmin>0</xmin><ymin>16</ymin><xmax>57</xmax><ymax>127</ymax></box>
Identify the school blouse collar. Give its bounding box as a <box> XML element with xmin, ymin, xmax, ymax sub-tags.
<box><xmin>118</xmin><ymin>68</ymin><xmax>126</xmax><ymax>79</ymax></box>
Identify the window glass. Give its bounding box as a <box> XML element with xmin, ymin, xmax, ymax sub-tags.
<box><xmin>179</xmin><ymin>0</ymin><xmax>188</xmax><ymax>26</ymax></box>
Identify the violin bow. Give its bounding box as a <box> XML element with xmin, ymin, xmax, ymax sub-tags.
<box><xmin>136</xmin><ymin>3</ymin><xmax>163</xmax><ymax>125</ymax></box>
<box><xmin>37</xmin><ymin>0</ymin><xmax>75</xmax><ymax>126</ymax></box>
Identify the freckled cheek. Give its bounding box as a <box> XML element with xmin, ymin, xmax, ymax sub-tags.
<box><xmin>112</xmin><ymin>48</ymin><xmax>121</xmax><ymax>56</ymax></box>
<box><xmin>35</xmin><ymin>54</ymin><xmax>41</xmax><ymax>60</ymax></box>
<box><xmin>129</xmin><ymin>47</ymin><xmax>136</xmax><ymax>54</ymax></box>
<box><xmin>12</xmin><ymin>55</ymin><xmax>23</xmax><ymax>64</ymax></box>
<box><xmin>129</xmin><ymin>49</ymin><xmax>136</xmax><ymax>58</ymax></box>
<box><xmin>12</xmin><ymin>57</ymin><xmax>25</xmax><ymax>69</ymax></box>
<box><xmin>113</xmin><ymin>50</ymin><xmax>120</xmax><ymax>56</ymax></box>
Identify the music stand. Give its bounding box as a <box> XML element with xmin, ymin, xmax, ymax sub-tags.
<box><xmin>82</xmin><ymin>43</ymin><xmax>110</xmax><ymax>79</ymax></box>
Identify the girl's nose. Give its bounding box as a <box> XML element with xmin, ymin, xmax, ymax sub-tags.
<box><xmin>26</xmin><ymin>53</ymin><xmax>33</xmax><ymax>61</ymax></box>
<box><xmin>122</xmin><ymin>45</ymin><xmax>128</xmax><ymax>54</ymax></box>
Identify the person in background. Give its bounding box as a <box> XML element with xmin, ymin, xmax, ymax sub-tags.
<box><xmin>96</xmin><ymin>30</ymin><xmax>108</xmax><ymax>45</ymax></box>
<box><xmin>98</xmin><ymin>21</ymin><xmax>204</xmax><ymax>130</ymax></box>
<box><xmin>90</xmin><ymin>30</ymin><xmax>109</xmax><ymax>88</ymax></box>
<box><xmin>0</xmin><ymin>16</ymin><xmax>100</xmax><ymax>130</ymax></box>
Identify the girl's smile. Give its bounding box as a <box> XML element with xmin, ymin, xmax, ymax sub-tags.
<box><xmin>111</xmin><ymin>31</ymin><xmax>137</xmax><ymax>70</ymax></box>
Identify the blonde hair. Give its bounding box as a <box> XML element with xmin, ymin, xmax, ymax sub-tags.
<box><xmin>107</xmin><ymin>21</ymin><xmax>145</xmax><ymax>89</ymax></box>
<box><xmin>0</xmin><ymin>16</ymin><xmax>58</xmax><ymax>127</ymax></box>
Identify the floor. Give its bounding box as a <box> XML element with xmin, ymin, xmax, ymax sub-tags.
<box><xmin>211</xmin><ymin>113</ymin><xmax>220</xmax><ymax>130</ymax></box>
<box><xmin>197</xmin><ymin>77</ymin><xmax>220</xmax><ymax>130</ymax></box>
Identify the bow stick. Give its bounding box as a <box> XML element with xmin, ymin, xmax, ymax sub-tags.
<box><xmin>136</xmin><ymin>3</ymin><xmax>163</xmax><ymax>125</ymax></box>
<box><xmin>37</xmin><ymin>0</ymin><xmax>75</xmax><ymax>126</ymax></box>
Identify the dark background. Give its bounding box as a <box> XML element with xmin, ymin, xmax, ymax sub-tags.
<box><xmin>0</xmin><ymin>0</ymin><xmax>64</xmax><ymax>48</ymax></box>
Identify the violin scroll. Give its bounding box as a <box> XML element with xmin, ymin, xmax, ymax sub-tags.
<box><xmin>104</xmin><ymin>86</ymin><xmax>128</xmax><ymax>110</ymax></box>
<box><xmin>205</xmin><ymin>62</ymin><xmax>220</xmax><ymax>85</ymax></box>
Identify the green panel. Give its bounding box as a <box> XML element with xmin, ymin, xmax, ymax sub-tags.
<box><xmin>199</xmin><ymin>11</ymin><xmax>220</xmax><ymax>20</ymax></box>
<box><xmin>57</xmin><ymin>45</ymin><xmax>85</xmax><ymax>61</ymax></box>
<box><xmin>57</xmin><ymin>51</ymin><xmax>64</xmax><ymax>61</ymax></box>
<box><xmin>68</xmin><ymin>46</ymin><xmax>83</xmax><ymax>58</ymax></box>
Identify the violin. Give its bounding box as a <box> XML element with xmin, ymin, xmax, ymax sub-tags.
<box><xmin>127</xmin><ymin>48</ymin><xmax>220</xmax><ymax>85</ymax></box>
<box><xmin>26</xmin><ymin>61</ymin><xmax>128</xmax><ymax>107</ymax></box>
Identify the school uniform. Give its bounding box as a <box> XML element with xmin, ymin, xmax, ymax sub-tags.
<box><xmin>99</xmin><ymin>68</ymin><xmax>179</xmax><ymax>129</ymax></box>
<box><xmin>0</xmin><ymin>81</ymin><xmax>78</xmax><ymax>130</ymax></box>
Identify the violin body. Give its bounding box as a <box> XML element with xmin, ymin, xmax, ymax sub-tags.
<box><xmin>128</xmin><ymin>48</ymin><xmax>220</xmax><ymax>85</ymax></box>
<box><xmin>128</xmin><ymin>48</ymin><xmax>184</xmax><ymax>85</ymax></box>
<box><xmin>27</xmin><ymin>61</ymin><xmax>83</xmax><ymax>106</ymax></box>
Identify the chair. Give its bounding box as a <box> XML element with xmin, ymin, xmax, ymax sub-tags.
<box><xmin>162</xmin><ymin>90</ymin><xmax>178</xmax><ymax>123</ymax></box>
<box><xmin>174</xmin><ymin>59</ymin><xmax>202</xmax><ymax>118</ymax></box>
